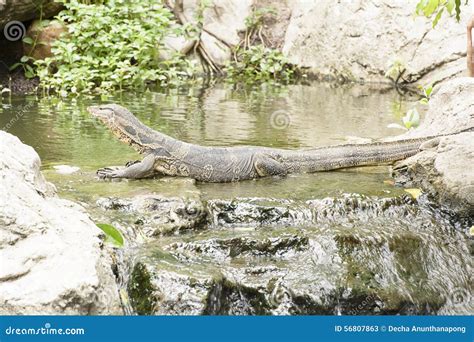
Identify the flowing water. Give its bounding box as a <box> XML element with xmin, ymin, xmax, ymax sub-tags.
<box><xmin>1</xmin><ymin>81</ymin><xmax>472</xmax><ymax>315</ymax></box>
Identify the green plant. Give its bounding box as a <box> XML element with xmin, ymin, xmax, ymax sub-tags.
<box><xmin>10</xmin><ymin>6</ymin><xmax>49</xmax><ymax>79</ymax></box>
<box><xmin>96</xmin><ymin>223</ymin><xmax>124</xmax><ymax>247</ymax></box>
<box><xmin>385</xmin><ymin>58</ymin><xmax>413</xmax><ymax>86</ymax></box>
<box><xmin>388</xmin><ymin>83</ymin><xmax>432</xmax><ymax>131</ymax></box>
<box><xmin>225</xmin><ymin>7</ymin><xmax>295</xmax><ymax>83</ymax></box>
<box><xmin>244</xmin><ymin>7</ymin><xmax>276</xmax><ymax>33</ymax></box>
<box><xmin>225</xmin><ymin>45</ymin><xmax>295</xmax><ymax>83</ymax></box>
<box><xmin>417</xmin><ymin>83</ymin><xmax>433</xmax><ymax>105</ymax></box>
<box><xmin>35</xmin><ymin>0</ymin><xmax>196</xmax><ymax>94</ymax></box>
<box><xmin>415</xmin><ymin>0</ymin><xmax>469</xmax><ymax>27</ymax></box>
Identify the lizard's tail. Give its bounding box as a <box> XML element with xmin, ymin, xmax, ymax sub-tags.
<box><xmin>284</xmin><ymin>137</ymin><xmax>429</xmax><ymax>173</ymax></box>
<box><xmin>285</xmin><ymin>127</ymin><xmax>473</xmax><ymax>173</ymax></box>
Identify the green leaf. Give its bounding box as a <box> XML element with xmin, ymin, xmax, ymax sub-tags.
<box><xmin>454</xmin><ymin>0</ymin><xmax>461</xmax><ymax>21</ymax></box>
<box><xmin>404</xmin><ymin>188</ymin><xmax>423</xmax><ymax>199</ymax></box>
<box><xmin>387</xmin><ymin>123</ymin><xmax>409</xmax><ymax>131</ymax></box>
<box><xmin>424</xmin><ymin>85</ymin><xmax>433</xmax><ymax>97</ymax></box>
<box><xmin>432</xmin><ymin>7</ymin><xmax>444</xmax><ymax>27</ymax></box>
<box><xmin>423</xmin><ymin>0</ymin><xmax>440</xmax><ymax>17</ymax></box>
<box><xmin>20</xmin><ymin>55</ymin><xmax>30</xmax><ymax>63</ymax></box>
<box><xmin>9</xmin><ymin>62</ymin><xmax>22</xmax><ymax>71</ymax></box>
<box><xmin>446</xmin><ymin>0</ymin><xmax>455</xmax><ymax>14</ymax></box>
<box><xmin>96</xmin><ymin>223</ymin><xmax>124</xmax><ymax>247</ymax></box>
<box><xmin>22</xmin><ymin>36</ymin><xmax>34</xmax><ymax>45</ymax></box>
<box><xmin>419</xmin><ymin>98</ymin><xmax>429</xmax><ymax>105</ymax></box>
<box><xmin>24</xmin><ymin>64</ymin><xmax>36</xmax><ymax>78</ymax></box>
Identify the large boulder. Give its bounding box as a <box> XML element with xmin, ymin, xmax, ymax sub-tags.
<box><xmin>0</xmin><ymin>131</ymin><xmax>121</xmax><ymax>314</ymax></box>
<box><xmin>282</xmin><ymin>1</ymin><xmax>470</xmax><ymax>85</ymax></box>
<box><xmin>393</xmin><ymin>77</ymin><xmax>474</xmax><ymax>216</ymax></box>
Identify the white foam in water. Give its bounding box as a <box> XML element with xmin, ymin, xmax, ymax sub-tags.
<box><xmin>53</xmin><ymin>165</ymin><xmax>80</xmax><ymax>175</ymax></box>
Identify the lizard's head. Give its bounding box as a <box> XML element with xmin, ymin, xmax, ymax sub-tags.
<box><xmin>87</xmin><ymin>104</ymin><xmax>149</xmax><ymax>152</ymax></box>
<box><xmin>87</xmin><ymin>103</ymin><xmax>133</xmax><ymax>127</ymax></box>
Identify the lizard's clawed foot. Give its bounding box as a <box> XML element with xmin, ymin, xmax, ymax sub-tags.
<box><xmin>97</xmin><ymin>167</ymin><xmax>122</xmax><ymax>179</ymax></box>
<box><xmin>125</xmin><ymin>160</ymin><xmax>141</xmax><ymax>167</ymax></box>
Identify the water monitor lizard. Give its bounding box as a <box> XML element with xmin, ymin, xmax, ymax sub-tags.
<box><xmin>88</xmin><ymin>104</ymin><xmax>464</xmax><ymax>183</ymax></box>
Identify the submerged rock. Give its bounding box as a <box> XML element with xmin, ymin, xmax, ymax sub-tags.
<box><xmin>97</xmin><ymin>192</ymin><xmax>207</xmax><ymax>236</ymax></box>
<box><xmin>207</xmin><ymin>195</ymin><xmax>417</xmax><ymax>228</ymax></box>
<box><xmin>127</xmin><ymin>195</ymin><xmax>472</xmax><ymax>315</ymax></box>
<box><xmin>207</xmin><ymin>198</ymin><xmax>312</xmax><ymax>227</ymax></box>
<box><xmin>0</xmin><ymin>131</ymin><xmax>121</xmax><ymax>314</ymax></box>
<box><xmin>393</xmin><ymin>78</ymin><xmax>474</xmax><ymax>217</ymax></box>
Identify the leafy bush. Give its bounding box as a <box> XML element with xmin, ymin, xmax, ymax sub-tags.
<box><xmin>225</xmin><ymin>45</ymin><xmax>295</xmax><ymax>83</ymax></box>
<box><xmin>415</xmin><ymin>0</ymin><xmax>469</xmax><ymax>27</ymax></box>
<box><xmin>36</xmin><ymin>0</ymin><xmax>196</xmax><ymax>94</ymax></box>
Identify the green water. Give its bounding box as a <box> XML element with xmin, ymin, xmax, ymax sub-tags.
<box><xmin>0</xmin><ymin>81</ymin><xmax>415</xmax><ymax>201</ymax></box>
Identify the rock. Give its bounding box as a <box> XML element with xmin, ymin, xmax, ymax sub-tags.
<box><xmin>183</xmin><ymin>0</ymin><xmax>252</xmax><ymax>46</ymax></box>
<box><xmin>399</xmin><ymin>77</ymin><xmax>474</xmax><ymax>138</ymax></box>
<box><xmin>282</xmin><ymin>1</ymin><xmax>470</xmax><ymax>85</ymax></box>
<box><xmin>207</xmin><ymin>198</ymin><xmax>312</xmax><ymax>227</ymax></box>
<box><xmin>96</xmin><ymin>192</ymin><xmax>207</xmax><ymax>236</ymax></box>
<box><xmin>127</xmin><ymin>194</ymin><xmax>472</xmax><ymax>315</ymax></box>
<box><xmin>392</xmin><ymin>77</ymin><xmax>474</xmax><ymax>216</ymax></box>
<box><xmin>0</xmin><ymin>0</ymin><xmax>63</xmax><ymax>28</ymax></box>
<box><xmin>394</xmin><ymin>132</ymin><xmax>474</xmax><ymax>217</ymax></box>
<box><xmin>207</xmin><ymin>195</ymin><xmax>416</xmax><ymax>228</ymax></box>
<box><xmin>24</xmin><ymin>19</ymin><xmax>66</xmax><ymax>60</ymax></box>
<box><xmin>199</xmin><ymin>31</ymin><xmax>231</xmax><ymax>68</ymax></box>
<box><xmin>179</xmin><ymin>0</ymin><xmax>252</xmax><ymax>67</ymax></box>
<box><xmin>0</xmin><ymin>131</ymin><xmax>121</xmax><ymax>314</ymax></box>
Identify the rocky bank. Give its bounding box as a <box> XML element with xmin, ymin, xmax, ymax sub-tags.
<box><xmin>1</xmin><ymin>0</ymin><xmax>472</xmax><ymax>90</ymax></box>
<box><xmin>393</xmin><ymin>77</ymin><xmax>474</xmax><ymax>216</ymax></box>
<box><xmin>0</xmin><ymin>131</ymin><xmax>121</xmax><ymax>314</ymax></box>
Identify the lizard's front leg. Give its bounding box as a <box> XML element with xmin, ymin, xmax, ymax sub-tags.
<box><xmin>97</xmin><ymin>154</ymin><xmax>156</xmax><ymax>179</ymax></box>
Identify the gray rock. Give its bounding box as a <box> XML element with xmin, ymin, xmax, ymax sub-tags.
<box><xmin>393</xmin><ymin>78</ymin><xmax>474</xmax><ymax>215</ymax></box>
<box><xmin>183</xmin><ymin>0</ymin><xmax>252</xmax><ymax>46</ymax></box>
<box><xmin>207</xmin><ymin>198</ymin><xmax>312</xmax><ymax>227</ymax></box>
<box><xmin>394</xmin><ymin>132</ymin><xmax>474</xmax><ymax>216</ymax></box>
<box><xmin>207</xmin><ymin>195</ymin><xmax>416</xmax><ymax>228</ymax></box>
<box><xmin>127</xmin><ymin>195</ymin><xmax>472</xmax><ymax>315</ymax></box>
<box><xmin>282</xmin><ymin>0</ymin><xmax>469</xmax><ymax>85</ymax></box>
<box><xmin>0</xmin><ymin>131</ymin><xmax>121</xmax><ymax>314</ymax></box>
<box><xmin>0</xmin><ymin>0</ymin><xmax>63</xmax><ymax>28</ymax></box>
<box><xmin>97</xmin><ymin>193</ymin><xmax>207</xmax><ymax>236</ymax></box>
<box><xmin>177</xmin><ymin>0</ymin><xmax>252</xmax><ymax>68</ymax></box>
<box><xmin>400</xmin><ymin>77</ymin><xmax>474</xmax><ymax>138</ymax></box>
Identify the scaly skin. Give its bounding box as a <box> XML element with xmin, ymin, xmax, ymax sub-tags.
<box><xmin>87</xmin><ymin>104</ymin><xmax>452</xmax><ymax>183</ymax></box>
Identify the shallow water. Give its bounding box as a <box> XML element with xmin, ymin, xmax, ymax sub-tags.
<box><xmin>1</xmin><ymin>81</ymin><xmax>471</xmax><ymax>315</ymax></box>
<box><xmin>1</xmin><ymin>81</ymin><xmax>414</xmax><ymax>200</ymax></box>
